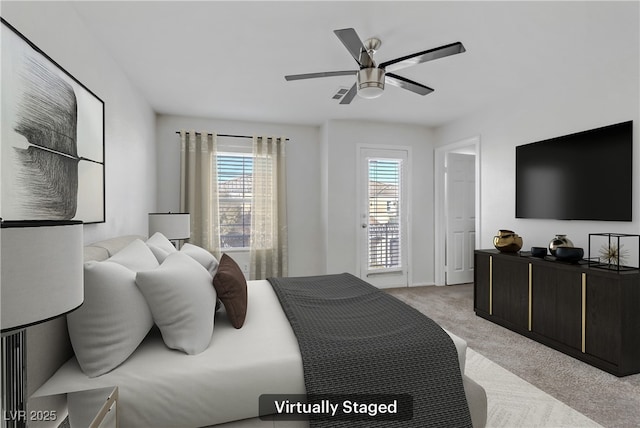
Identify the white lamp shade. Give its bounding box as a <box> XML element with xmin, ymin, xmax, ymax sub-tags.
<box><xmin>1</xmin><ymin>220</ymin><xmax>84</xmax><ymax>332</ymax></box>
<box><xmin>148</xmin><ymin>213</ymin><xmax>191</xmax><ymax>240</ymax></box>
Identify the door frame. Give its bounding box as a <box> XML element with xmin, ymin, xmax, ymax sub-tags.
<box><xmin>356</xmin><ymin>144</ymin><xmax>412</xmax><ymax>288</ymax></box>
<box><xmin>434</xmin><ymin>136</ymin><xmax>481</xmax><ymax>286</ymax></box>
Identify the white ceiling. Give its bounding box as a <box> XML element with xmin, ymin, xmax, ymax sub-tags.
<box><xmin>71</xmin><ymin>1</ymin><xmax>639</xmax><ymax>128</ymax></box>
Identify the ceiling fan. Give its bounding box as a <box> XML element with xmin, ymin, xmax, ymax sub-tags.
<box><xmin>285</xmin><ymin>28</ymin><xmax>465</xmax><ymax>104</ymax></box>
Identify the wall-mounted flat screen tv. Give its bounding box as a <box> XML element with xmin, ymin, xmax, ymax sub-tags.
<box><xmin>516</xmin><ymin>120</ymin><xmax>633</xmax><ymax>221</ymax></box>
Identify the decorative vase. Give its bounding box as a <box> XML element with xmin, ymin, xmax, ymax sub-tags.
<box><xmin>549</xmin><ymin>234</ymin><xmax>574</xmax><ymax>256</ymax></box>
<box><xmin>493</xmin><ymin>230</ymin><xmax>523</xmax><ymax>253</ymax></box>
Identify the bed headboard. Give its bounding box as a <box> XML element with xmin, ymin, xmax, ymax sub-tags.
<box><xmin>26</xmin><ymin>235</ymin><xmax>145</xmax><ymax>403</ymax></box>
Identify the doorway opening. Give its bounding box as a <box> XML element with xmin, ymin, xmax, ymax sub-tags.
<box><xmin>358</xmin><ymin>147</ymin><xmax>409</xmax><ymax>289</ymax></box>
<box><xmin>435</xmin><ymin>137</ymin><xmax>480</xmax><ymax>285</ymax></box>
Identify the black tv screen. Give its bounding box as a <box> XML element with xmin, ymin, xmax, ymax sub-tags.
<box><xmin>516</xmin><ymin>121</ymin><xmax>633</xmax><ymax>221</ymax></box>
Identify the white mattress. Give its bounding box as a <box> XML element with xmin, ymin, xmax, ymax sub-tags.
<box><xmin>34</xmin><ymin>279</ymin><xmax>469</xmax><ymax>428</ymax></box>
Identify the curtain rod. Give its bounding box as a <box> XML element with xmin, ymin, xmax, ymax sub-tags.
<box><xmin>175</xmin><ymin>131</ymin><xmax>289</xmax><ymax>141</ymax></box>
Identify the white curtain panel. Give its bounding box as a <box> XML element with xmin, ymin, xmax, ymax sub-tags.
<box><xmin>179</xmin><ymin>130</ymin><xmax>221</xmax><ymax>258</ymax></box>
<box><xmin>250</xmin><ymin>136</ymin><xmax>288</xmax><ymax>279</ymax></box>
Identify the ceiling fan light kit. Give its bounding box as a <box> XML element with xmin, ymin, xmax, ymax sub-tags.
<box><xmin>357</xmin><ymin>68</ymin><xmax>385</xmax><ymax>99</ymax></box>
<box><xmin>284</xmin><ymin>28</ymin><xmax>465</xmax><ymax>104</ymax></box>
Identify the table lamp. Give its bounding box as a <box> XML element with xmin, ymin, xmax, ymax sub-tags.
<box><xmin>1</xmin><ymin>220</ymin><xmax>83</xmax><ymax>428</ymax></box>
<box><xmin>148</xmin><ymin>213</ymin><xmax>190</xmax><ymax>248</ymax></box>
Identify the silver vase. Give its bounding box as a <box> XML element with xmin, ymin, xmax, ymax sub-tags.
<box><xmin>549</xmin><ymin>234</ymin><xmax>573</xmax><ymax>256</ymax></box>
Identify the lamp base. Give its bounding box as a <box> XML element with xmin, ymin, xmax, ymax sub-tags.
<box><xmin>1</xmin><ymin>330</ymin><xmax>26</xmax><ymax>428</ymax></box>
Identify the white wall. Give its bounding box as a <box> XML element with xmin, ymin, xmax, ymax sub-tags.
<box><xmin>1</xmin><ymin>1</ymin><xmax>157</xmax><ymax>244</ymax></box>
<box><xmin>322</xmin><ymin>120</ymin><xmax>435</xmax><ymax>286</ymax></box>
<box><xmin>156</xmin><ymin>116</ymin><xmax>436</xmax><ymax>284</ymax></box>
<box><xmin>1</xmin><ymin>0</ymin><xmax>157</xmax><ymax>415</ymax></box>
<box><xmin>434</xmin><ymin>59</ymin><xmax>640</xmax><ymax>256</ymax></box>
<box><xmin>155</xmin><ymin>114</ymin><xmax>324</xmax><ymax>277</ymax></box>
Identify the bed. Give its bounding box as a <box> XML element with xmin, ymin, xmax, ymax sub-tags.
<box><xmin>33</xmin><ymin>235</ymin><xmax>487</xmax><ymax>427</ymax></box>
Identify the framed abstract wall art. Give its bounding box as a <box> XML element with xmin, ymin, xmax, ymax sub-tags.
<box><xmin>1</xmin><ymin>18</ymin><xmax>105</xmax><ymax>223</ymax></box>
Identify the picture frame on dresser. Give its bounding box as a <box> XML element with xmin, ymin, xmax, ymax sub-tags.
<box><xmin>0</xmin><ymin>18</ymin><xmax>105</xmax><ymax>223</ymax></box>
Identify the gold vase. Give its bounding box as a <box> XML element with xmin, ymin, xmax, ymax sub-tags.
<box><xmin>493</xmin><ymin>230</ymin><xmax>523</xmax><ymax>253</ymax></box>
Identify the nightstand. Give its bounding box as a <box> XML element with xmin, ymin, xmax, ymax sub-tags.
<box><xmin>29</xmin><ymin>386</ymin><xmax>118</xmax><ymax>428</ymax></box>
<box><xmin>68</xmin><ymin>386</ymin><xmax>118</xmax><ymax>428</ymax></box>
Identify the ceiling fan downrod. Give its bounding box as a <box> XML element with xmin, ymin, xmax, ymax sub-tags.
<box><xmin>357</xmin><ymin>37</ymin><xmax>384</xmax><ymax>99</ymax></box>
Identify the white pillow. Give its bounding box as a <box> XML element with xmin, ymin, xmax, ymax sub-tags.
<box><xmin>67</xmin><ymin>261</ymin><xmax>154</xmax><ymax>377</ymax></box>
<box><xmin>107</xmin><ymin>239</ymin><xmax>159</xmax><ymax>272</ymax></box>
<box><xmin>135</xmin><ymin>252</ymin><xmax>216</xmax><ymax>354</ymax></box>
<box><xmin>180</xmin><ymin>243</ymin><xmax>219</xmax><ymax>276</ymax></box>
<box><xmin>146</xmin><ymin>232</ymin><xmax>178</xmax><ymax>263</ymax></box>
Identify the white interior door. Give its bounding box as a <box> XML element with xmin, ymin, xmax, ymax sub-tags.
<box><xmin>445</xmin><ymin>152</ymin><xmax>476</xmax><ymax>284</ymax></box>
<box><xmin>359</xmin><ymin>148</ymin><xmax>408</xmax><ymax>289</ymax></box>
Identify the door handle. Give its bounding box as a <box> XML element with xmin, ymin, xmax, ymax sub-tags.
<box><xmin>361</xmin><ymin>223</ymin><xmax>368</xmax><ymax>229</ymax></box>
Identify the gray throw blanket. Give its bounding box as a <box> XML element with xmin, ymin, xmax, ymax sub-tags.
<box><xmin>268</xmin><ymin>273</ymin><xmax>472</xmax><ymax>428</ymax></box>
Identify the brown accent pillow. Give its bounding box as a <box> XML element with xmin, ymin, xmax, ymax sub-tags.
<box><xmin>212</xmin><ymin>254</ymin><xmax>248</xmax><ymax>328</ymax></box>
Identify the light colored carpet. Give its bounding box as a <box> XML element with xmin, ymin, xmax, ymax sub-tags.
<box><xmin>386</xmin><ymin>284</ymin><xmax>640</xmax><ymax>428</ymax></box>
<box><xmin>212</xmin><ymin>347</ymin><xmax>600</xmax><ymax>428</ymax></box>
<box><xmin>466</xmin><ymin>348</ymin><xmax>601</xmax><ymax>428</ymax></box>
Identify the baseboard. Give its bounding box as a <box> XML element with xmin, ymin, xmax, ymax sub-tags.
<box><xmin>410</xmin><ymin>282</ymin><xmax>436</xmax><ymax>287</ymax></box>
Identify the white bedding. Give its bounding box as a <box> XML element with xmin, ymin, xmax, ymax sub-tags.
<box><xmin>35</xmin><ymin>279</ymin><xmax>470</xmax><ymax>428</ymax></box>
<box><xmin>34</xmin><ymin>280</ymin><xmax>306</xmax><ymax>427</ymax></box>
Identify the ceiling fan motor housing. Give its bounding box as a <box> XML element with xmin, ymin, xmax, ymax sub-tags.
<box><xmin>357</xmin><ymin>68</ymin><xmax>385</xmax><ymax>98</ymax></box>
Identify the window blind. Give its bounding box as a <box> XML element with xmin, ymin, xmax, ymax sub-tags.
<box><xmin>217</xmin><ymin>154</ymin><xmax>253</xmax><ymax>248</ymax></box>
<box><xmin>368</xmin><ymin>159</ymin><xmax>402</xmax><ymax>269</ymax></box>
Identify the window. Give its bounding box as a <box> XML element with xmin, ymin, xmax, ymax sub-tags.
<box><xmin>367</xmin><ymin>159</ymin><xmax>402</xmax><ymax>270</ymax></box>
<box><xmin>217</xmin><ymin>153</ymin><xmax>253</xmax><ymax>248</ymax></box>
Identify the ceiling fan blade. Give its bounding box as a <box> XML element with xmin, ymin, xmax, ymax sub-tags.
<box><xmin>380</xmin><ymin>41</ymin><xmax>466</xmax><ymax>73</ymax></box>
<box><xmin>334</xmin><ymin>28</ymin><xmax>374</xmax><ymax>68</ymax></box>
<box><xmin>339</xmin><ymin>83</ymin><xmax>358</xmax><ymax>105</ymax></box>
<box><xmin>385</xmin><ymin>73</ymin><xmax>434</xmax><ymax>96</ymax></box>
<box><xmin>285</xmin><ymin>70</ymin><xmax>357</xmax><ymax>81</ymax></box>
